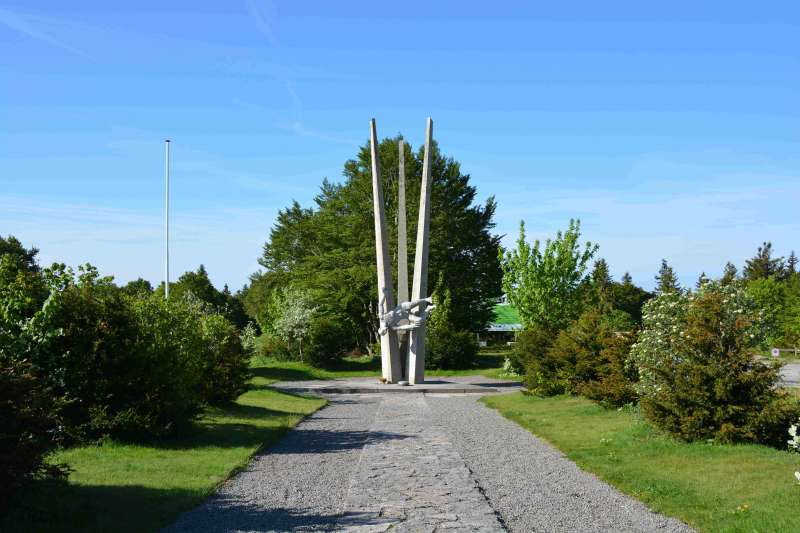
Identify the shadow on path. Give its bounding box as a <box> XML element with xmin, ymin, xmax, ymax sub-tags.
<box><xmin>271</xmin><ymin>428</ymin><xmax>409</xmax><ymax>454</ymax></box>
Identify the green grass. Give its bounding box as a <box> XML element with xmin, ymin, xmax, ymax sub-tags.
<box><xmin>482</xmin><ymin>393</ymin><xmax>800</xmax><ymax>533</ymax></box>
<box><xmin>2</xmin><ymin>367</ymin><xmax>326</xmax><ymax>533</ymax></box>
<box><xmin>252</xmin><ymin>347</ymin><xmax>517</xmax><ymax>383</ymax></box>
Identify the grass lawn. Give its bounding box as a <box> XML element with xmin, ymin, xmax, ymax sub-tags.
<box><xmin>253</xmin><ymin>347</ymin><xmax>517</xmax><ymax>383</ymax></box>
<box><xmin>2</xmin><ymin>366</ymin><xmax>326</xmax><ymax>533</ymax></box>
<box><xmin>483</xmin><ymin>393</ymin><xmax>800</xmax><ymax>533</ymax></box>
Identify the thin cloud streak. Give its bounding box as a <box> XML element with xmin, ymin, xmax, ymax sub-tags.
<box><xmin>0</xmin><ymin>7</ymin><xmax>89</xmax><ymax>58</ymax></box>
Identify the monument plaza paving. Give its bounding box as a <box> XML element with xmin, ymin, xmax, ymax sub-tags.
<box><xmin>165</xmin><ymin>384</ymin><xmax>693</xmax><ymax>533</ymax></box>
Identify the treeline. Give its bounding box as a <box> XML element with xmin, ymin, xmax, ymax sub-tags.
<box><xmin>238</xmin><ymin>136</ymin><xmax>503</xmax><ymax>368</ymax></box>
<box><xmin>0</xmin><ymin>236</ymin><xmax>251</xmax><ymax>506</ymax></box>
<box><xmin>503</xmin><ymin>222</ymin><xmax>800</xmax><ymax>449</ymax></box>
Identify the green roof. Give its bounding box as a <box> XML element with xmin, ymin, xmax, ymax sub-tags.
<box><xmin>492</xmin><ymin>303</ymin><xmax>521</xmax><ymax>325</ymax></box>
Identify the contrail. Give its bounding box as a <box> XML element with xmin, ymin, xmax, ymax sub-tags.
<box><xmin>0</xmin><ymin>7</ymin><xmax>89</xmax><ymax>58</ymax></box>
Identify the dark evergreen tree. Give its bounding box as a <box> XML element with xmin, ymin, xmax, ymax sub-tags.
<box><xmin>612</xmin><ymin>272</ymin><xmax>651</xmax><ymax>323</ymax></box>
<box><xmin>588</xmin><ymin>258</ymin><xmax>613</xmax><ymax>309</ymax></box>
<box><xmin>788</xmin><ymin>251</ymin><xmax>798</xmax><ymax>275</ymax></box>
<box><xmin>743</xmin><ymin>242</ymin><xmax>785</xmax><ymax>281</ymax></box>
<box><xmin>655</xmin><ymin>259</ymin><xmax>680</xmax><ymax>294</ymax></box>
<box><xmin>721</xmin><ymin>261</ymin><xmax>738</xmax><ymax>285</ymax></box>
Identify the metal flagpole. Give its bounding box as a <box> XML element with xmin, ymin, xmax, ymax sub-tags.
<box><xmin>164</xmin><ymin>139</ymin><xmax>171</xmax><ymax>299</ymax></box>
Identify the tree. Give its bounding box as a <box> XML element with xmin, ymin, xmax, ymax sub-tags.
<box><xmin>0</xmin><ymin>235</ymin><xmax>39</xmax><ymax>273</ymax></box>
<box><xmin>788</xmin><ymin>251</ymin><xmax>798</xmax><ymax>275</ymax></box>
<box><xmin>239</xmin><ymin>270</ymin><xmax>288</xmax><ymax>330</ymax></box>
<box><xmin>589</xmin><ymin>258</ymin><xmax>613</xmax><ymax>308</ymax></box>
<box><xmin>257</xmin><ymin>136</ymin><xmax>502</xmax><ymax>353</ymax></box>
<box><xmin>269</xmin><ymin>287</ymin><xmax>317</xmax><ymax>361</ymax></box>
<box><xmin>427</xmin><ymin>278</ymin><xmax>478</xmax><ymax>369</ymax></box>
<box><xmin>612</xmin><ymin>273</ymin><xmax>651</xmax><ymax>324</ymax></box>
<box><xmin>168</xmin><ymin>265</ymin><xmax>222</xmax><ymax>306</ymax></box>
<box><xmin>721</xmin><ymin>262</ymin><xmax>738</xmax><ymax>285</ymax></box>
<box><xmin>160</xmin><ymin>266</ymin><xmax>247</xmax><ymax>328</ymax></box>
<box><xmin>655</xmin><ymin>259</ymin><xmax>680</xmax><ymax>294</ymax></box>
<box><xmin>121</xmin><ymin>278</ymin><xmax>153</xmax><ymax>297</ymax></box>
<box><xmin>629</xmin><ymin>281</ymin><xmax>798</xmax><ymax>447</ymax></box>
<box><xmin>744</xmin><ymin>242</ymin><xmax>785</xmax><ymax>281</ymax></box>
<box><xmin>500</xmin><ymin>219</ymin><xmax>598</xmax><ymax>334</ymax></box>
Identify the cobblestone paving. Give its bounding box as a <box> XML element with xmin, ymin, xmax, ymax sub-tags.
<box><xmin>165</xmin><ymin>389</ymin><xmax>694</xmax><ymax>532</ymax></box>
<box><xmin>337</xmin><ymin>394</ymin><xmax>504</xmax><ymax>532</ymax></box>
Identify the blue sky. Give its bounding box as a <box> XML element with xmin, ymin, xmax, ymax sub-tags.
<box><xmin>2</xmin><ymin>1</ymin><xmax>799</xmax><ymax>291</ymax></box>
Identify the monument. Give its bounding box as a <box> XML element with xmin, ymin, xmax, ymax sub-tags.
<box><xmin>369</xmin><ymin>117</ymin><xmax>435</xmax><ymax>385</ymax></box>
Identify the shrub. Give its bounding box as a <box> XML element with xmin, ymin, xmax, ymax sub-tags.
<box><xmin>198</xmin><ymin>314</ymin><xmax>250</xmax><ymax>405</ymax></box>
<box><xmin>428</xmin><ymin>329</ymin><xmax>478</xmax><ymax>369</ymax></box>
<box><xmin>0</xmin><ymin>357</ymin><xmax>68</xmax><ymax>509</ymax></box>
<box><xmin>426</xmin><ymin>285</ymin><xmax>478</xmax><ymax>369</ymax></box>
<box><xmin>629</xmin><ymin>280</ymin><xmax>800</xmax><ymax>447</ymax></box>
<box><xmin>94</xmin><ymin>293</ymin><xmax>205</xmax><ymax>438</ymax></box>
<box><xmin>256</xmin><ymin>334</ymin><xmax>293</xmax><ymax>361</ymax></box>
<box><xmin>19</xmin><ymin>266</ymin><xmax>208</xmax><ymax>440</ymax></box>
<box><xmin>790</xmin><ymin>419</ymin><xmax>800</xmax><ymax>452</ymax></box>
<box><xmin>521</xmin><ymin>307</ymin><xmax>638</xmax><ymax>405</ymax></box>
<box><xmin>304</xmin><ymin>314</ymin><xmax>353</xmax><ymax>368</ymax></box>
<box><xmin>239</xmin><ymin>322</ymin><xmax>259</xmax><ymax>358</ymax></box>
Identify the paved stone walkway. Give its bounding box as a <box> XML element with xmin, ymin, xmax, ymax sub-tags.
<box><xmin>339</xmin><ymin>395</ymin><xmax>503</xmax><ymax>532</ymax></box>
<box><xmin>165</xmin><ymin>389</ymin><xmax>693</xmax><ymax>533</ymax></box>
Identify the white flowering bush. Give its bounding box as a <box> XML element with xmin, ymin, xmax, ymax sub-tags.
<box><xmin>627</xmin><ymin>289</ymin><xmax>689</xmax><ymax>396</ymax></box>
<box><xmin>628</xmin><ymin>280</ymin><xmax>798</xmax><ymax>447</ymax></box>
<box><xmin>790</xmin><ymin>420</ymin><xmax>800</xmax><ymax>452</ymax></box>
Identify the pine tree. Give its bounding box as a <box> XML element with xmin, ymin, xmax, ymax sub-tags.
<box><xmin>655</xmin><ymin>259</ymin><xmax>680</xmax><ymax>294</ymax></box>
<box><xmin>613</xmin><ymin>272</ymin><xmax>652</xmax><ymax>323</ymax></box>
<box><xmin>743</xmin><ymin>242</ymin><xmax>785</xmax><ymax>281</ymax></box>
<box><xmin>721</xmin><ymin>262</ymin><xmax>738</xmax><ymax>285</ymax></box>
<box><xmin>589</xmin><ymin>258</ymin><xmax>613</xmax><ymax>308</ymax></box>
<box><xmin>788</xmin><ymin>251</ymin><xmax>798</xmax><ymax>275</ymax></box>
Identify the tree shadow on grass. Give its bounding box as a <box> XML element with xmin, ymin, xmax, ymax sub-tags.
<box><xmin>3</xmin><ymin>481</ymin><xmax>355</xmax><ymax>533</ymax></box>
<box><xmin>2</xmin><ymin>480</ymin><xmax>205</xmax><ymax>533</ymax></box>
<box><xmin>250</xmin><ymin>365</ymin><xmax>317</xmax><ymax>382</ymax></box>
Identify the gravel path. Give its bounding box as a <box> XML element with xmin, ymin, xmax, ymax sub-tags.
<box><xmin>165</xmin><ymin>390</ymin><xmax>693</xmax><ymax>532</ymax></box>
<box><xmin>427</xmin><ymin>395</ymin><xmax>693</xmax><ymax>533</ymax></box>
<box><xmin>165</xmin><ymin>395</ymin><xmax>382</xmax><ymax>533</ymax></box>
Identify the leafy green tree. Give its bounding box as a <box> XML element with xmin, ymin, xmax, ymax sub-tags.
<box><xmin>257</xmin><ymin>136</ymin><xmax>502</xmax><ymax>353</ymax></box>
<box><xmin>167</xmin><ymin>265</ymin><xmax>222</xmax><ymax>306</ymax></box>
<box><xmin>240</xmin><ymin>271</ymin><xmax>288</xmax><ymax>331</ymax></box>
<box><xmin>121</xmin><ymin>278</ymin><xmax>153</xmax><ymax>297</ymax></box>
<box><xmin>0</xmin><ymin>237</ymin><xmax>66</xmax><ymax>502</ymax></box>
<box><xmin>269</xmin><ymin>287</ymin><xmax>317</xmax><ymax>361</ymax></box>
<box><xmin>0</xmin><ymin>235</ymin><xmax>39</xmax><ymax>273</ymax></box>
<box><xmin>160</xmin><ymin>265</ymin><xmax>247</xmax><ymax>328</ymax></box>
<box><xmin>747</xmin><ymin>277</ymin><xmax>785</xmax><ymax>345</ymax></box>
<box><xmin>744</xmin><ymin>242</ymin><xmax>785</xmax><ymax>281</ymax></box>
<box><xmin>500</xmin><ymin>219</ymin><xmax>597</xmax><ymax>334</ymax></box>
<box><xmin>655</xmin><ymin>259</ymin><xmax>680</xmax><ymax>294</ymax></box>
